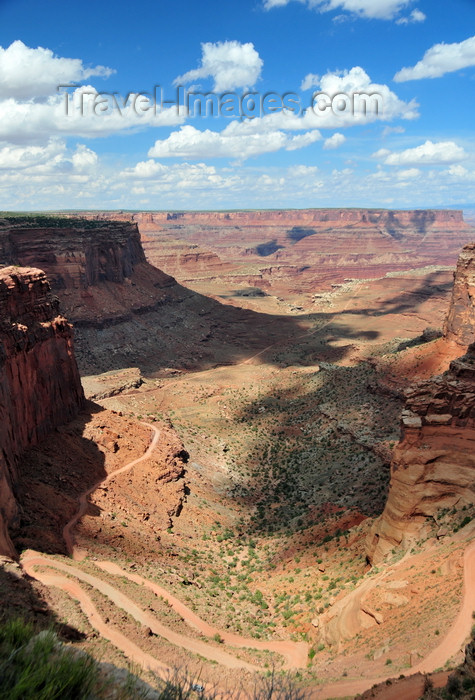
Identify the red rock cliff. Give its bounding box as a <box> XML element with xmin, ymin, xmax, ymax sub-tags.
<box><xmin>366</xmin><ymin>346</ymin><xmax>475</xmax><ymax>564</ymax></box>
<box><xmin>444</xmin><ymin>242</ymin><xmax>475</xmax><ymax>346</ymax></box>
<box><xmin>0</xmin><ymin>266</ymin><xmax>85</xmax><ymax>557</ymax></box>
<box><xmin>0</xmin><ymin>217</ymin><xmax>295</xmax><ymax>374</ymax></box>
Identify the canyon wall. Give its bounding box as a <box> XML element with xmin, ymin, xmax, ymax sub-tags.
<box><xmin>0</xmin><ymin>266</ymin><xmax>85</xmax><ymax>557</ymax></box>
<box><xmin>366</xmin><ymin>345</ymin><xmax>475</xmax><ymax>564</ymax></box>
<box><xmin>0</xmin><ymin>218</ymin><xmax>294</xmax><ymax>373</ymax></box>
<box><xmin>82</xmin><ymin>209</ymin><xmax>475</xmax><ymax>293</ymax></box>
<box><xmin>366</xmin><ymin>244</ymin><xmax>475</xmax><ymax>564</ymax></box>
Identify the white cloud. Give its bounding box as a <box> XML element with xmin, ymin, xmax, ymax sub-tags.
<box><xmin>0</xmin><ymin>40</ymin><xmax>113</xmax><ymax>99</ymax></box>
<box><xmin>288</xmin><ymin>164</ymin><xmax>319</xmax><ymax>177</ymax></box>
<box><xmin>0</xmin><ymin>138</ymin><xmax>65</xmax><ymax>169</ymax></box>
<box><xmin>382</xmin><ymin>125</ymin><xmax>405</xmax><ymax>137</ymax></box>
<box><xmin>122</xmin><ymin>159</ymin><xmax>167</xmax><ymax>178</ymax></box>
<box><xmin>323</xmin><ymin>132</ymin><xmax>346</xmax><ymax>149</ymax></box>
<box><xmin>300</xmin><ymin>73</ymin><xmax>320</xmax><ymax>91</ymax></box>
<box><xmin>0</xmin><ymin>138</ymin><xmax>98</xmax><ymax>178</ymax></box>
<box><xmin>373</xmin><ymin>140</ymin><xmax>468</xmax><ymax>165</ymax></box>
<box><xmin>71</xmin><ymin>144</ymin><xmax>98</xmax><ymax>171</ymax></box>
<box><xmin>394</xmin><ymin>35</ymin><xmax>475</xmax><ymax>81</ymax></box>
<box><xmin>147</xmin><ymin>123</ymin><xmax>321</xmax><ymax>160</ymax></box>
<box><xmin>0</xmin><ymin>86</ymin><xmax>185</xmax><ymax>144</ymax></box>
<box><xmin>447</xmin><ymin>164</ymin><xmax>469</xmax><ymax>178</ymax></box>
<box><xmin>395</xmin><ymin>167</ymin><xmax>420</xmax><ymax>178</ymax></box>
<box><xmin>297</xmin><ymin>66</ymin><xmax>418</xmax><ymax>127</ymax></box>
<box><xmin>264</xmin><ymin>0</ymin><xmax>415</xmax><ymax>20</ymax></box>
<box><xmin>174</xmin><ymin>41</ymin><xmax>263</xmax><ymax>92</ymax></box>
<box><xmin>396</xmin><ymin>8</ymin><xmax>426</xmax><ymax>24</ymax></box>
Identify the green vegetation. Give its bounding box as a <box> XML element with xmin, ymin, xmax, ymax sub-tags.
<box><xmin>0</xmin><ymin>618</ymin><xmax>306</xmax><ymax>699</ymax></box>
<box><xmin>0</xmin><ymin>618</ymin><xmax>98</xmax><ymax>700</ymax></box>
<box><xmin>0</xmin><ymin>213</ymin><xmax>114</xmax><ymax>229</ymax></box>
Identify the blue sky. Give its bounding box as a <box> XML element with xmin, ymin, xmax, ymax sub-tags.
<box><xmin>1</xmin><ymin>0</ymin><xmax>475</xmax><ymax>210</ymax></box>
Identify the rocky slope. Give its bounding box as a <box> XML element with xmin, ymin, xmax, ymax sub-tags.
<box><xmin>82</xmin><ymin>209</ymin><xmax>475</xmax><ymax>293</ymax></box>
<box><xmin>0</xmin><ymin>266</ymin><xmax>84</xmax><ymax>557</ymax></box>
<box><xmin>0</xmin><ymin>217</ymin><xmax>295</xmax><ymax>374</ymax></box>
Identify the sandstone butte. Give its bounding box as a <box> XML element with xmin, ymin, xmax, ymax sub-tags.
<box><xmin>366</xmin><ymin>242</ymin><xmax>475</xmax><ymax>565</ymax></box>
<box><xmin>0</xmin><ymin>266</ymin><xmax>85</xmax><ymax>558</ymax></box>
<box><xmin>80</xmin><ymin>208</ymin><xmax>475</xmax><ymax>291</ymax></box>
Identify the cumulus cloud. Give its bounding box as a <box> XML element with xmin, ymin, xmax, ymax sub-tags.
<box><xmin>71</xmin><ymin>144</ymin><xmax>98</xmax><ymax>171</ymax></box>
<box><xmin>373</xmin><ymin>140</ymin><xmax>468</xmax><ymax>165</ymax></box>
<box><xmin>264</xmin><ymin>0</ymin><xmax>415</xmax><ymax>20</ymax></box>
<box><xmin>174</xmin><ymin>41</ymin><xmax>263</xmax><ymax>92</ymax></box>
<box><xmin>323</xmin><ymin>132</ymin><xmax>346</xmax><ymax>149</ymax></box>
<box><xmin>396</xmin><ymin>8</ymin><xmax>425</xmax><ymax>24</ymax></box>
<box><xmin>0</xmin><ymin>138</ymin><xmax>65</xmax><ymax>170</ymax></box>
<box><xmin>298</xmin><ymin>66</ymin><xmax>418</xmax><ymax>127</ymax></box>
<box><xmin>395</xmin><ymin>167</ymin><xmax>420</xmax><ymax>178</ymax></box>
<box><xmin>147</xmin><ymin>123</ymin><xmax>321</xmax><ymax>160</ymax></box>
<box><xmin>0</xmin><ymin>40</ymin><xmax>114</xmax><ymax>99</ymax></box>
<box><xmin>0</xmin><ymin>138</ymin><xmax>98</xmax><ymax>177</ymax></box>
<box><xmin>0</xmin><ymin>86</ymin><xmax>185</xmax><ymax>144</ymax></box>
<box><xmin>394</xmin><ymin>35</ymin><xmax>475</xmax><ymax>81</ymax></box>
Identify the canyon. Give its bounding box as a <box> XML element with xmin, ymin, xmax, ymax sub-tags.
<box><xmin>82</xmin><ymin>208</ymin><xmax>474</xmax><ymax>299</ymax></box>
<box><xmin>0</xmin><ymin>216</ymin><xmax>296</xmax><ymax>374</ymax></box>
<box><xmin>0</xmin><ymin>210</ymin><xmax>474</xmax><ymax>699</ymax></box>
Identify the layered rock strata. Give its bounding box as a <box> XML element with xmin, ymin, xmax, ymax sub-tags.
<box><xmin>0</xmin><ymin>266</ymin><xmax>84</xmax><ymax>556</ymax></box>
<box><xmin>366</xmin><ymin>344</ymin><xmax>475</xmax><ymax>564</ymax></box>
<box><xmin>81</xmin><ymin>209</ymin><xmax>475</xmax><ymax>292</ymax></box>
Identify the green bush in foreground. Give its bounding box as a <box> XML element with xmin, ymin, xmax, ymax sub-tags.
<box><xmin>0</xmin><ymin>618</ymin><xmax>307</xmax><ymax>699</ymax></box>
<box><xmin>0</xmin><ymin>618</ymin><xmax>98</xmax><ymax>700</ymax></box>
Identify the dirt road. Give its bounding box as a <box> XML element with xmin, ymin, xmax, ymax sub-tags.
<box><xmin>21</xmin><ymin>417</ymin><xmax>475</xmax><ymax>698</ymax></box>
<box><xmin>63</xmin><ymin>422</ymin><xmax>161</xmax><ymax>560</ymax></box>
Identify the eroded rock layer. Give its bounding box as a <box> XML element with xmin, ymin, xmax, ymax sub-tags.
<box><xmin>366</xmin><ymin>345</ymin><xmax>475</xmax><ymax>564</ymax></box>
<box><xmin>0</xmin><ymin>266</ymin><xmax>84</xmax><ymax>556</ymax></box>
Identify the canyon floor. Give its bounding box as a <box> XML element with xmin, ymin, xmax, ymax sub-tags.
<box><xmin>11</xmin><ymin>261</ymin><xmax>475</xmax><ymax>698</ymax></box>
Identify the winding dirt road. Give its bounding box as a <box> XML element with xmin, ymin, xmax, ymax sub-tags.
<box><xmin>20</xmin><ymin>419</ymin><xmax>475</xmax><ymax>698</ymax></box>
<box><xmin>310</xmin><ymin>539</ymin><xmax>475</xmax><ymax>699</ymax></box>
<box><xmin>22</xmin><ymin>421</ymin><xmax>307</xmax><ymax>678</ymax></box>
<box><xmin>63</xmin><ymin>423</ymin><xmax>161</xmax><ymax>560</ymax></box>
<box><xmin>96</xmin><ymin>560</ymin><xmax>307</xmax><ymax>668</ymax></box>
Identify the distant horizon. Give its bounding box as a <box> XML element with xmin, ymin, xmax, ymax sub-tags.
<box><xmin>2</xmin><ymin>204</ymin><xmax>475</xmax><ymax>215</ymax></box>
